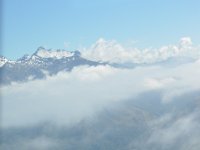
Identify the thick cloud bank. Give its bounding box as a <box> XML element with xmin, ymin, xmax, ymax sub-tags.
<box><xmin>1</xmin><ymin>58</ymin><xmax>200</xmax><ymax>127</ymax></box>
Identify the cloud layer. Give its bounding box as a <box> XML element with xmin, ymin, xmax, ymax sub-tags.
<box><xmin>1</xmin><ymin>57</ymin><xmax>200</xmax><ymax>127</ymax></box>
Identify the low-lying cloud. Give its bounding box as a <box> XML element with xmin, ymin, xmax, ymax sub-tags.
<box><xmin>1</xmin><ymin>58</ymin><xmax>200</xmax><ymax>127</ymax></box>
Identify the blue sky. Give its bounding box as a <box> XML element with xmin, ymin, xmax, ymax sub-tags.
<box><xmin>2</xmin><ymin>0</ymin><xmax>200</xmax><ymax>59</ymax></box>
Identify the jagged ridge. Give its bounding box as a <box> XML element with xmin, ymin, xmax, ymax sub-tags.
<box><xmin>0</xmin><ymin>47</ymin><xmax>103</xmax><ymax>85</ymax></box>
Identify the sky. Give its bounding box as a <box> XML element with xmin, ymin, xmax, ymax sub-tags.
<box><xmin>2</xmin><ymin>0</ymin><xmax>200</xmax><ymax>59</ymax></box>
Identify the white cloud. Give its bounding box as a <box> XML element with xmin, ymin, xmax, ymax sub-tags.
<box><xmin>161</xmin><ymin>59</ymin><xmax>200</xmax><ymax>103</ymax></box>
<box><xmin>81</xmin><ymin>38</ymin><xmax>141</xmax><ymax>63</ymax></box>
<box><xmin>144</xmin><ymin>77</ymin><xmax>176</xmax><ymax>89</ymax></box>
<box><xmin>81</xmin><ymin>37</ymin><xmax>200</xmax><ymax>63</ymax></box>
<box><xmin>179</xmin><ymin>37</ymin><xmax>192</xmax><ymax>47</ymax></box>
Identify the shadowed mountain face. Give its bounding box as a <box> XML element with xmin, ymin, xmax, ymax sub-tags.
<box><xmin>0</xmin><ymin>47</ymin><xmax>102</xmax><ymax>85</ymax></box>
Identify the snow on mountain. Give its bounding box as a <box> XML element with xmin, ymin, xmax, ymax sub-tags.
<box><xmin>0</xmin><ymin>47</ymin><xmax>101</xmax><ymax>85</ymax></box>
<box><xmin>34</xmin><ymin>47</ymin><xmax>75</xmax><ymax>59</ymax></box>
<box><xmin>0</xmin><ymin>56</ymin><xmax>8</xmax><ymax>67</ymax></box>
<box><xmin>17</xmin><ymin>54</ymin><xmax>31</xmax><ymax>62</ymax></box>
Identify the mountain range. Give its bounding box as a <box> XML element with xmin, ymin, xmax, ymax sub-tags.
<box><xmin>0</xmin><ymin>46</ymin><xmax>196</xmax><ymax>85</ymax></box>
<box><xmin>0</xmin><ymin>47</ymin><xmax>106</xmax><ymax>85</ymax></box>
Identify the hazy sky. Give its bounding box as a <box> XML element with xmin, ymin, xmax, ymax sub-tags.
<box><xmin>2</xmin><ymin>0</ymin><xmax>200</xmax><ymax>59</ymax></box>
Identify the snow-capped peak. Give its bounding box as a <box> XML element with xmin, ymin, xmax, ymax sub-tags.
<box><xmin>17</xmin><ymin>54</ymin><xmax>31</xmax><ymax>62</ymax></box>
<box><xmin>0</xmin><ymin>56</ymin><xmax>8</xmax><ymax>67</ymax></box>
<box><xmin>34</xmin><ymin>47</ymin><xmax>75</xmax><ymax>59</ymax></box>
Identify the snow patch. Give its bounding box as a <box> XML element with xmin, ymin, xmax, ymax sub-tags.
<box><xmin>0</xmin><ymin>56</ymin><xmax>8</xmax><ymax>67</ymax></box>
<box><xmin>35</xmin><ymin>47</ymin><xmax>74</xmax><ymax>59</ymax></box>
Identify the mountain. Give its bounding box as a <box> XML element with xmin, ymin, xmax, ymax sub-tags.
<box><xmin>0</xmin><ymin>47</ymin><xmax>104</xmax><ymax>85</ymax></box>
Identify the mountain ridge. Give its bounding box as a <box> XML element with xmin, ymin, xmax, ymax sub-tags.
<box><xmin>0</xmin><ymin>47</ymin><xmax>104</xmax><ymax>85</ymax></box>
